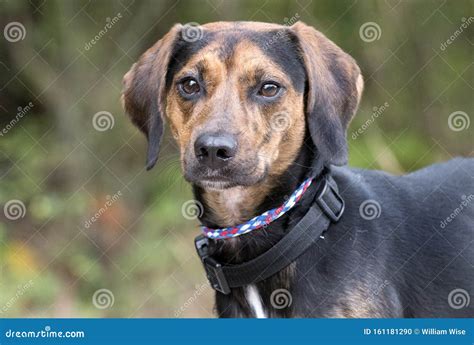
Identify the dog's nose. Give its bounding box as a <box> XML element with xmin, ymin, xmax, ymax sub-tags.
<box><xmin>194</xmin><ymin>133</ymin><xmax>237</xmax><ymax>169</ymax></box>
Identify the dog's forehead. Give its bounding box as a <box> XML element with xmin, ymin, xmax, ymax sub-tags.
<box><xmin>165</xmin><ymin>22</ymin><xmax>306</xmax><ymax>91</ymax></box>
<box><xmin>201</xmin><ymin>21</ymin><xmax>286</xmax><ymax>31</ymax></box>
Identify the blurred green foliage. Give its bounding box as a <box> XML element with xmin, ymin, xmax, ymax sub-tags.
<box><xmin>0</xmin><ymin>0</ymin><xmax>472</xmax><ymax>317</ymax></box>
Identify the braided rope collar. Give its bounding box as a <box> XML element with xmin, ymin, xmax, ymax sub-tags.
<box><xmin>201</xmin><ymin>177</ymin><xmax>313</xmax><ymax>240</ymax></box>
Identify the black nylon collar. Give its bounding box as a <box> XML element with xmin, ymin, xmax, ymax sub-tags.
<box><xmin>194</xmin><ymin>174</ymin><xmax>344</xmax><ymax>294</ymax></box>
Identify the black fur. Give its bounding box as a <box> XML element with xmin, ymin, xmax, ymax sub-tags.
<box><xmin>199</xmin><ymin>141</ymin><xmax>474</xmax><ymax>317</ymax></box>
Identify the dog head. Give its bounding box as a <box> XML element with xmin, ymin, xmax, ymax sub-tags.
<box><xmin>122</xmin><ymin>21</ymin><xmax>363</xmax><ymax>190</ymax></box>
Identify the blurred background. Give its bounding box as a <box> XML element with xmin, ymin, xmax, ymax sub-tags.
<box><xmin>0</xmin><ymin>0</ymin><xmax>472</xmax><ymax>317</ymax></box>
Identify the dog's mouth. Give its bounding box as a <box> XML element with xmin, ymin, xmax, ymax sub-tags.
<box><xmin>196</xmin><ymin>177</ymin><xmax>237</xmax><ymax>190</ymax></box>
<box><xmin>185</xmin><ymin>165</ymin><xmax>268</xmax><ymax>190</ymax></box>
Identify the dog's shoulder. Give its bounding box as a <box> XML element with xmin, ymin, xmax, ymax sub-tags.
<box><xmin>329</xmin><ymin>158</ymin><xmax>474</xmax><ymax>230</ymax></box>
<box><xmin>403</xmin><ymin>157</ymin><xmax>473</xmax><ymax>182</ymax></box>
<box><xmin>401</xmin><ymin>157</ymin><xmax>473</xmax><ymax>206</ymax></box>
<box><xmin>331</xmin><ymin>157</ymin><xmax>473</xmax><ymax>195</ymax></box>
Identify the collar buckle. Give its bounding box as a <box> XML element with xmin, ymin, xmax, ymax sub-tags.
<box><xmin>194</xmin><ymin>235</ymin><xmax>231</xmax><ymax>294</ymax></box>
<box><xmin>315</xmin><ymin>177</ymin><xmax>345</xmax><ymax>222</ymax></box>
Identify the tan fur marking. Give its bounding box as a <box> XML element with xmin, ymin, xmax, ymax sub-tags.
<box><xmin>356</xmin><ymin>74</ymin><xmax>364</xmax><ymax>104</ymax></box>
<box><xmin>325</xmin><ymin>285</ymin><xmax>388</xmax><ymax>318</ymax></box>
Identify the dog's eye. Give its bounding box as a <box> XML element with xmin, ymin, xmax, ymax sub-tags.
<box><xmin>259</xmin><ymin>83</ymin><xmax>280</xmax><ymax>98</ymax></box>
<box><xmin>180</xmin><ymin>78</ymin><xmax>200</xmax><ymax>95</ymax></box>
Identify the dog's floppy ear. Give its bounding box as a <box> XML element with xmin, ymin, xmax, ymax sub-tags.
<box><xmin>122</xmin><ymin>24</ymin><xmax>182</xmax><ymax>170</ymax></box>
<box><xmin>291</xmin><ymin>22</ymin><xmax>363</xmax><ymax>166</ymax></box>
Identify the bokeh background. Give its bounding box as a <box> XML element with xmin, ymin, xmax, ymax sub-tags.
<box><xmin>0</xmin><ymin>0</ymin><xmax>472</xmax><ymax>317</ymax></box>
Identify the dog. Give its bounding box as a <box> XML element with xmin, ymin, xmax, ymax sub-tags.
<box><xmin>122</xmin><ymin>21</ymin><xmax>473</xmax><ymax>318</ymax></box>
